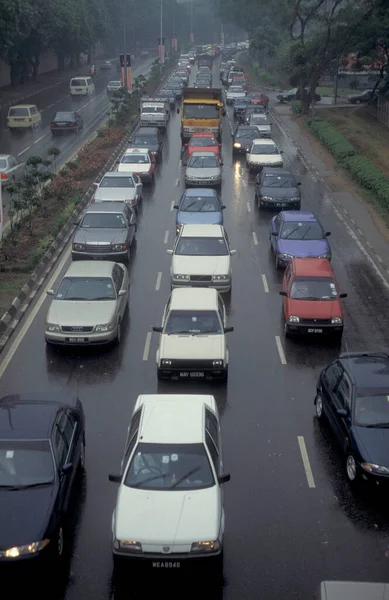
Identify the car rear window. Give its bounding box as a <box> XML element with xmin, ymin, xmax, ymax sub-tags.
<box><xmin>9</xmin><ymin>107</ymin><xmax>29</xmax><ymax>117</ymax></box>
<box><xmin>0</xmin><ymin>159</ymin><xmax>7</xmax><ymax>168</ymax></box>
<box><xmin>71</xmin><ymin>79</ymin><xmax>86</xmax><ymax>87</ymax></box>
<box><xmin>55</xmin><ymin>112</ymin><xmax>75</xmax><ymax>121</ymax></box>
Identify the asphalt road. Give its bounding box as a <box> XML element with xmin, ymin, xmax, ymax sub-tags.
<box><xmin>1</xmin><ymin>61</ymin><xmax>389</xmax><ymax>600</ymax></box>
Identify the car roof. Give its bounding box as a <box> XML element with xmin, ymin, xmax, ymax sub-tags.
<box><xmin>169</xmin><ymin>287</ymin><xmax>219</xmax><ymax>311</ymax></box>
<box><xmin>319</xmin><ymin>581</ymin><xmax>389</xmax><ymax>600</ymax></box>
<box><xmin>189</xmin><ymin>151</ymin><xmax>218</xmax><ymax>157</ymax></box>
<box><xmin>124</xmin><ymin>148</ymin><xmax>150</xmax><ymax>154</ymax></box>
<box><xmin>135</xmin><ymin>395</ymin><xmax>217</xmax><ymax>444</ymax></box>
<box><xmin>135</xmin><ymin>127</ymin><xmax>158</xmax><ymax>133</ymax></box>
<box><xmin>262</xmin><ymin>167</ymin><xmax>294</xmax><ymax>177</ymax></box>
<box><xmin>64</xmin><ymin>260</ymin><xmax>117</xmax><ymax>277</ymax></box>
<box><xmin>182</xmin><ymin>188</ymin><xmax>216</xmax><ymax>197</ymax></box>
<box><xmin>84</xmin><ymin>202</ymin><xmax>125</xmax><ymax>213</ymax></box>
<box><xmin>281</xmin><ymin>210</ymin><xmax>318</xmax><ymax>222</ymax></box>
<box><xmin>181</xmin><ymin>224</ymin><xmax>224</xmax><ymax>237</ymax></box>
<box><xmin>0</xmin><ymin>154</ymin><xmax>11</xmax><ymax>159</ymax></box>
<box><xmin>101</xmin><ymin>171</ymin><xmax>134</xmax><ymax>178</ymax></box>
<box><xmin>338</xmin><ymin>354</ymin><xmax>389</xmax><ymax>389</ymax></box>
<box><xmin>292</xmin><ymin>258</ymin><xmax>334</xmax><ymax>277</ymax></box>
<box><xmin>252</xmin><ymin>138</ymin><xmax>276</xmax><ymax>145</ymax></box>
<box><xmin>0</xmin><ymin>393</ymin><xmax>78</xmax><ymax>439</ymax></box>
<box><xmin>9</xmin><ymin>104</ymin><xmax>36</xmax><ymax>109</ymax></box>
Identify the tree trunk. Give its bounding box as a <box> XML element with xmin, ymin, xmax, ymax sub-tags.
<box><xmin>29</xmin><ymin>55</ymin><xmax>40</xmax><ymax>81</ymax></box>
<box><xmin>9</xmin><ymin>61</ymin><xmax>19</xmax><ymax>86</ymax></box>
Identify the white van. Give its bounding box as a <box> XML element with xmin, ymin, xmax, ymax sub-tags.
<box><xmin>70</xmin><ymin>76</ymin><xmax>95</xmax><ymax>96</ymax></box>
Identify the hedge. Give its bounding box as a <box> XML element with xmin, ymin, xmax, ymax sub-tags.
<box><xmin>306</xmin><ymin>118</ymin><xmax>357</xmax><ymax>161</ymax></box>
<box><xmin>291</xmin><ymin>100</ymin><xmax>302</xmax><ymax>114</ymax></box>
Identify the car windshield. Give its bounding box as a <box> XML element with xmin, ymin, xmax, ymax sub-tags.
<box><xmin>354</xmin><ymin>393</ymin><xmax>389</xmax><ymax>427</ymax></box>
<box><xmin>124</xmin><ymin>442</ymin><xmax>215</xmax><ymax>490</ymax></box>
<box><xmin>229</xmin><ymin>86</ymin><xmax>244</xmax><ymax>92</ymax></box>
<box><xmin>280</xmin><ymin>221</ymin><xmax>324</xmax><ymax>240</ymax></box>
<box><xmin>290</xmin><ymin>277</ymin><xmax>338</xmax><ymax>300</ymax></box>
<box><xmin>55</xmin><ymin>112</ymin><xmax>74</xmax><ymax>121</ymax></box>
<box><xmin>189</xmin><ymin>137</ymin><xmax>217</xmax><ymax>147</ymax></box>
<box><xmin>176</xmin><ymin>236</ymin><xmax>228</xmax><ymax>256</ymax></box>
<box><xmin>263</xmin><ymin>174</ymin><xmax>295</xmax><ymax>188</ymax></box>
<box><xmin>55</xmin><ymin>277</ymin><xmax>116</xmax><ymax>300</ymax></box>
<box><xmin>0</xmin><ymin>159</ymin><xmax>7</xmax><ymax>168</ymax></box>
<box><xmin>165</xmin><ymin>310</ymin><xmax>223</xmax><ymax>334</ymax></box>
<box><xmin>100</xmin><ymin>175</ymin><xmax>134</xmax><ymax>188</ymax></box>
<box><xmin>141</xmin><ymin>106</ymin><xmax>164</xmax><ymax>113</ymax></box>
<box><xmin>251</xmin><ymin>115</ymin><xmax>269</xmax><ymax>123</ymax></box>
<box><xmin>184</xmin><ymin>105</ymin><xmax>219</xmax><ymax>119</ymax></box>
<box><xmin>121</xmin><ymin>154</ymin><xmax>149</xmax><ymax>164</ymax></box>
<box><xmin>180</xmin><ymin>194</ymin><xmax>220</xmax><ymax>212</ymax></box>
<box><xmin>252</xmin><ymin>144</ymin><xmax>278</xmax><ymax>155</ymax></box>
<box><xmin>236</xmin><ymin>128</ymin><xmax>257</xmax><ymax>140</ymax></box>
<box><xmin>9</xmin><ymin>107</ymin><xmax>29</xmax><ymax>117</ymax></box>
<box><xmin>188</xmin><ymin>155</ymin><xmax>218</xmax><ymax>168</ymax></box>
<box><xmin>80</xmin><ymin>212</ymin><xmax>126</xmax><ymax>228</ymax></box>
<box><xmin>71</xmin><ymin>79</ymin><xmax>86</xmax><ymax>86</ymax></box>
<box><xmin>132</xmin><ymin>136</ymin><xmax>157</xmax><ymax>145</ymax></box>
<box><xmin>0</xmin><ymin>440</ymin><xmax>54</xmax><ymax>487</ymax></box>
<box><xmin>109</xmin><ymin>81</ymin><xmax>121</xmax><ymax>87</ymax></box>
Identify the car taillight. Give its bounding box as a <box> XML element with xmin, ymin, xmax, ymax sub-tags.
<box><xmin>29</xmin><ymin>117</ymin><xmax>32</xmax><ymax>122</ymax></box>
<box><xmin>67</xmin><ymin>122</ymin><xmax>75</xmax><ymax>126</ymax></box>
<box><xmin>1</xmin><ymin>173</ymin><xmax>7</xmax><ymax>180</ymax></box>
<box><xmin>50</xmin><ymin>122</ymin><xmax>55</xmax><ymax>127</ymax></box>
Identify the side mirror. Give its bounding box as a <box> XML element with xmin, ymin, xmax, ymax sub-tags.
<box><xmin>218</xmin><ymin>473</ymin><xmax>231</xmax><ymax>484</ymax></box>
<box><xmin>46</xmin><ymin>289</ymin><xmax>54</xmax><ymax>295</ymax></box>
<box><xmin>220</xmin><ymin>161</ymin><xmax>224</xmax><ymax>166</ymax></box>
<box><xmin>224</xmin><ymin>326</ymin><xmax>234</xmax><ymax>333</ymax></box>
<box><xmin>271</xmin><ymin>231</ymin><xmax>278</xmax><ymax>236</ymax></box>
<box><xmin>173</xmin><ymin>204</ymin><xmax>179</xmax><ymax>209</ymax></box>
<box><xmin>325</xmin><ymin>231</ymin><xmax>331</xmax><ymax>237</ymax></box>
<box><xmin>73</xmin><ymin>220</ymin><xmax>79</xmax><ymax>226</ymax></box>
<box><xmin>280</xmin><ymin>150</ymin><xmax>284</xmax><ymax>154</ymax></box>
<box><xmin>230</xmin><ymin>249</ymin><xmax>237</xmax><ymax>256</ymax></box>
<box><xmin>166</xmin><ymin>249</ymin><xmax>173</xmax><ymax>255</ymax></box>
<box><xmin>118</xmin><ymin>289</ymin><xmax>127</xmax><ymax>296</ymax></box>
<box><xmin>221</xmin><ymin>205</ymin><xmax>226</xmax><ymax>209</ymax></box>
<box><xmin>297</xmin><ymin>182</ymin><xmax>301</xmax><ymax>186</ymax></box>
<box><xmin>93</xmin><ymin>182</ymin><xmax>99</xmax><ymax>186</ymax></box>
<box><xmin>336</xmin><ymin>408</ymin><xmax>348</xmax><ymax>417</ymax></box>
<box><xmin>279</xmin><ymin>291</ymin><xmax>287</xmax><ymax>297</ymax></box>
<box><xmin>62</xmin><ymin>463</ymin><xmax>73</xmax><ymax>475</ymax></box>
<box><xmin>339</xmin><ymin>293</ymin><xmax>347</xmax><ymax>299</ymax></box>
<box><xmin>108</xmin><ymin>474</ymin><xmax>122</xmax><ymax>483</ymax></box>
<box><xmin>176</xmin><ymin>108</ymin><xmax>180</xmax><ymax>114</ymax></box>
<box><xmin>153</xmin><ymin>326</ymin><xmax>163</xmax><ymax>333</ymax></box>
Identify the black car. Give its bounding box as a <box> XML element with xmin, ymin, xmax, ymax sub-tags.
<box><xmin>315</xmin><ymin>352</ymin><xmax>389</xmax><ymax>485</ymax></box>
<box><xmin>277</xmin><ymin>88</ymin><xmax>321</xmax><ymax>103</ymax></box>
<box><xmin>347</xmin><ymin>89</ymin><xmax>376</xmax><ymax>104</ymax></box>
<box><xmin>100</xmin><ymin>60</ymin><xmax>112</xmax><ymax>70</ymax></box>
<box><xmin>255</xmin><ymin>168</ymin><xmax>301</xmax><ymax>209</ymax></box>
<box><xmin>50</xmin><ymin>111</ymin><xmax>83</xmax><ymax>135</ymax></box>
<box><xmin>0</xmin><ymin>393</ymin><xmax>85</xmax><ymax>563</ymax></box>
<box><xmin>160</xmin><ymin>87</ymin><xmax>176</xmax><ymax>108</ymax></box>
<box><xmin>232</xmin><ymin>125</ymin><xmax>259</xmax><ymax>155</ymax></box>
<box><xmin>166</xmin><ymin>83</ymin><xmax>183</xmax><ymax>100</ymax></box>
<box><xmin>129</xmin><ymin>127</ymin><xmax>163</xmax><ymax>162</ymax></box>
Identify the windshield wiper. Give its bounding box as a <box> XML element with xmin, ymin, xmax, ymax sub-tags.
<box><xmin>169</xmin><ymin>466</ymin><xmax>201</xmax><ymax>489</ymax></box>
<box><xmin>0</xmin><ymin>481</ymin><xmax>54</xmax><ymax>490</ymax></box>
<box><xmin>93</xmin><ymin>297</ymin><xmax>115</xmax><ymax>301</ymax></box>
<box><xmin>184</xmin><ymin>200</ymin><xmax>206</xmax><ymax>212</ymax></box>
<box><xmin>301</xmin><ymin>227</ymin><xmax>312</xmax><ymax>240</ymax></box>
<box><xmin>282</xmin><ymin>226</ymin><xmax>301</xmax><ymax>239</ymax></box>
<box><xmin>292</xmin><ymin>296</ymin><xmax>318</xmax><ymax>301</ymax></box>
<box><xmin>364</xmin><ymin>423</ymin><xmax>389</xmax><ymax>428</ymax></box>
<box><xmin>130</xmin><ymin>474</ymin><xmax>168</xmax><ymax>488</ymax></box>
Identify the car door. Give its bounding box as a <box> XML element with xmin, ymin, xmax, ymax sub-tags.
<box><xmin>283</xmin><ymin>263</ymin><xmax>293</xmax><ymax>318</ymax></box>
<box><xmin>53</xmin><ymin>411</ymin><xmax>77</xmax><ymax>514</ymax></box>
<box><xmin>124</xmin><ymin>204</ymin><xmax>137</xmax><ymax>245</ymax></box>
<box><xmin>121</xmin><ymin>409</ymin><xmax>142</xmax><ymax>474</ymax></box>
<box><xmin>161</xmin><ymin>293</ymin><xmax>172</xmax><ymax>328</ymax></box>
<box><xmin>320</xmin><ymin>361</ymin><xmax>344</xmax><ymax>430</ymax></box>
<box><xmin>332</xmin><ymin>373</ymin><xmax>353</xmax><ymax>451</ymax></box>
<box><xmin>271</xmin><ymin>214</ymin><xmax>282</xmax><ymax>250</ymax></box>
<box><xmin>112</xmin><ymin>264</ymin><xmax>126</xmax><ymax>317</ymax></box>
<box><xmin>205</xmin><ymin>408</ymin><xmax>222</xmax><ymax>478</ymax></box>
<box><xmin>218</xmin><ymin>294</ymin><xmax>226</xmax><ymax>327</ymax></box>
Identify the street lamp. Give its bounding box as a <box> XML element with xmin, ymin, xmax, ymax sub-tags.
<box><xmin>190</xmin><ymin>0</ymin><xmax>194</xmax><ymax>43</ymax></box>
<box><xmin>160</xmin><ymin>0</ymin><xmax>164</xmax><ymax>65</ymax></box>
<box><xmin>121</xmin><ymin>0</ymin><xmax>128</xmax><ymax>88</ymax></box>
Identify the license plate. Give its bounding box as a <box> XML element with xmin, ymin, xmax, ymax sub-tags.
<box><xmin>67</xmin><ymin>337</ymin><xmax>87</xmax><ymax>342</ymax></box>
<box><xmin>152</xmin><ymin>561</ymin><xmax>181</xmax><ymax>568</ymax></box>
<box><xmin>57</xmin><ymin>122</ymin><xmax>66</xmax><ymax>126</ymax></box>
<box><xmin>76</xmin><ymin>88</ymin><xmax>82</xmax><ymax>91</ymax></box>
<box><xmin>308</xmin><ymin>328</ymin><xmax>323</xmax><ymax>333</ymax></box>
<box><xmin>180</xmin><ymin>372</ymin><xmax>205</xmax><ymax>378</ymax></box>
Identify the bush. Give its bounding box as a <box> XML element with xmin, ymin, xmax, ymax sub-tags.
<box><xmin>342</xmin><ymin>155</ymin><xmax>389</xmax><ymax>210</ymax></box>
<box><xmin>306</xmin><ymin>118</ymin><xmax>357</xmax><ymax>161</ymax></box>
<box><xmin>291</xmin><ymin>100</ymin><xmax>302</xmax><ymax>114</ymax></box>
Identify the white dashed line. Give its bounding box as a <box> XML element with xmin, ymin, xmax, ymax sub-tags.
<box><xmin>242</xmin><ymin>179</ymin><xmax>247</xmax><ymax>188</ymax></box>
<box><xmin>175</xmin><ymin>178</ymin><xmax>179</xmax><ymax>186</ymax></box>
<box><xmin>252</xmin><ymin>231</ymin><xmax>258</xmax><ymax>245</ymax></box>
<box><xmin>261</xmin><ymin>274</ymin><xmax>269</xmax><ymax>292</ymax></box>
<box><xmin>179</xmin><ymin>159</ymin><xmax>182</xmax><ymax>167</ymax></box>
<box><xmin>377</xmin><ymin>255</ymin><xmax>383</xmax><ymax>263</ymax></box>
<box><xmin>170</xmin><ymin>201</ymin><xmax>175</xmax><ymax>211</ymax></box>
<box><xmin>246</xmin><ymin>202</ymin><xmax>251</xmax><ymax>213</ymax></box>
<box><xmin>142</xmin><ymin>332</ymin><xmax>152</xmax><ymax>361</ymax></box>
<box><xmin>46</xmin><ymin>103</ymin><xmax>55</xmax><ymax>109</ymax></box>
<box><xmin>275</xmin><ymin>335</ymin><xmax>287</xmax><ymax>364</ymax></box>
<box><xmin>18</xmin><ymin>146</ymin><xmax>31</xmax><ymax>156</ymax></box>
<box><xmin>34</xmin><ymin>135</ymin><xmax>45</xmax><ymax>144</ymax></box>
<box><xmin>164</xmin><ymin>230</ymin><xmax>169</xmax><ymax>244</ymax></box>
<box><xmin>297</xmin><ymin>436</ymin><xmax>316</xmax><ymax>488</ymax></box>
<box><xmin>155</xmin><ymin>272</ymin><xmax>162</xmax><ymax>290</ymax></box>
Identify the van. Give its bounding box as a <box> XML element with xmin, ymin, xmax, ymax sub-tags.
<box><xmin>69</xmin><ymin>76</ymin><xmax>95</xmax><ymax>96</ymax></box>
<box><xmin>7</xmin><ymin>104</ymin><xmax>42</xmax><ymax>131</ymax></box>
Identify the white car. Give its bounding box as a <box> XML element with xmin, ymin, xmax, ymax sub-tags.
<box><xmin>226</xmin><ymin>86</ymin><xmax>246</xmax><ymax>105</ymax></box>
<box><xmin>109</xmin><ymin>394</ymin><xmax>230</xmax><ymax>576</ymax></box>
<box><xmin>115</xmin><ymin>148</ymin><xmax>156</xmax><ymax>184</ymax></box>
<box><xmin>167</xmin><ymin>224</ymin><xmax>236</xmax><ymax>293</ymax></box>
<box><xmin>246</xmin><ymin>139</ymin><xmax>283</xmax><ymax>171</ymax></box>
<box><xmin>248</xmin><ymin>114</ymin><xmax>272</xmax><ymax>138</ymax></box>
<box><xmin>93</xmin><ymin>172</ymin><xmax>143</xmax><ymax>208</ymax></box>
<box><xmin>153</xmin><ymin>288</ymin><xmax>233</xmax><ymax>382</ymax></box>
<box><xmin>185</xmin><ymin>151</ymin><xmax>222</xmax><ymax>187</ymax></box>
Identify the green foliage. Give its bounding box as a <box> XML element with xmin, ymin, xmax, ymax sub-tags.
<box><xmin>342</xmin><ymin>155</ymin><xmax>389</xmax><ymax>210</ymax></box>
<box><xmin>291</xmin><ymin>100</ymin><xmax>302</xmax><ymax>114</ymax></box>
<box><xmin>306</xmin><ymin>118</ymin><xmax>357</xmax><ymax>162</ymax></box>
<box><xmin>25</xmin><ymin>234</ymin><xmax>55</xmax><ymax>272</ymax></box>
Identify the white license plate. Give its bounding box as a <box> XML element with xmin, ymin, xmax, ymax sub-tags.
<box><xmin>308</xmin><ymin>328</ymin><xmax>323</xmax><ymax>333</ymax></box>
<box><xmin>180</xmin><ymin>372</ymin><xmax>204</xmax><ymax>378</ymax></box>
<box><xmin>67</xmin><ymin>337</ymin><xmax>86</xmax><ymax>342</ymax></box>
<box><xmin>152</xmin><ymin>561</ymin><xmax>181</xmax><ymax>568</ymax></box>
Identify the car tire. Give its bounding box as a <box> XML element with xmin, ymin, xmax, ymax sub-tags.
<box><xmin>55</xmin><ymin>525</ymin><xmax>65</xmax><ymax>559</ymax></box>
<box><xmin>220</xmin><ymin>368</ymin><xmax>228</xmax><ymax>383</ymax></box>
<box><xmin>355</xmin><ymin>99</ymin><xmax>361</xmax><ymax>105</ymax></box>
<box><xmin>284</xmin><ymin>321</ymin><xmax>291</xmax><ymax>338</ymax></box>
<box><xmin>346</xmin><ymin>454</ymin><xmax>359</xmax><ymax>483</ymax></box>
<box><xmin>114</xmin><ymin>320</ymin><xmax>121</xmax><ymax>345</ymax></box>
<box><xmin>315</xmin><ymin>392</ymin><xmax>324</xmax><ymax>420</ymax></box>
<box><xmin>78</xmin><ymin>435</ymin><xmax>86</xmax><ymax>471</ymax></box>
<box><xmin>275</xmin><ymin>254</ymin><xmax>280</xmax><ymax>269</ymax></box>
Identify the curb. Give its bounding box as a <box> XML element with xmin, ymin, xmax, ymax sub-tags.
<box><xmin>0</xmin><ymin>63</ymin><xmax>175</xmax><ymax>354</ymax></box>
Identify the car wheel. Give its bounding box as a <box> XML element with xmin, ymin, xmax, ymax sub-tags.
<box><xmin>284</xmin><ymin>321</ymin><xmax>291</xmax><ymax>338</ymax></box>
<box><xmin>346</xmin><ymin>454</ymin><xmax>358</xmax><ymax>482</ymax></box>
<box><xmin>355</xmin><ymin>99</ymin><xmax>361</xmax><ymax>104</ymax></box>
<box><xmin>157</xmin><ymin>368</ymin><xmax>164</xmax><ymax>380</ymax></box>
<box><xmin>275</xmin><ymin>254</ymin><xmax>280</xmax><ymax>269</ymax></box>
<box><xmin>78</xmin><ymin>435</ymin><xmax>86</xmax><ymax>471</ymax></box>
<box><xmin>315</xmin><ymin>392</ymin><xmax>324</xmax><ymax>419</ymax></box>
<box><xmin>56</xmin><ymin>526</ymin><xmax>65</xmax><ymax>558</ymax></box>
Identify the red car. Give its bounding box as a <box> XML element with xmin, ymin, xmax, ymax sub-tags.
<box><xmin>249</xmin><ymin>92</ymin><xmax>269</xmax><ymax>107</ymax></box>
<box><xmin>232</xmin><ymin>75</ymin><xmax>247</xmax><ymax>91</ymax></box>
<box><xmin>279</xmin><ymin>258</ymin><xmax>347</xmax><ymax>340</ymax></box>
<box><xmin>183</xmin><ymin>132</ymin><xmax>221</xmax><ymax>163</ymax></box>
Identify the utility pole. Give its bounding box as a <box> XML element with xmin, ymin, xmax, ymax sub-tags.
<box><xmin>333</xmin><ymin>58</ymin><xmax>340</xmax><ymax>105</ymax></box>
<box><xmin>190</xmin><ymin>0</ymin><xmax>194</xmax><ymax>44</ymax></box>
<box><xmin>160</xmin><ymin>0</ymin><xmax>164</xmax><ymax>65</ymax></box>
<box><xmin>122</xmin><ymin>0</ymin><xmax>128</xmax><ymax>89</ymax></box>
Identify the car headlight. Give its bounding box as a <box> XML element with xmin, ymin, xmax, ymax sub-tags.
<box><xmin>260</xmin><ymin>196</ymin><xmax>272</xmax><ymax>201</ymax></box>
<box><xmin>361</xmin><ymin>462</ymin><xmax>389</xmax><ymax>475</ymax></box>
<box><xmin>113</xmin><ymin>243</ymin><xmax>127</xmax><ymax>251</ymax></box>
<box><xmin>279</xmin><ymin>253</ymin><xmax>293</xmax><ymax>259</ymax></box>
<box><xmin>212</xmin><ymin>274</ymin><xmax>229</xmax><ymax>281</ymax></box>
<box><xmin>318</xmin><ymin>253</ymin><xmax>331</xmax><ymax>259</ymax></box>
<box><xmin>173</xmin><ymin>274</ymin><xmax>190</xmax><ymax>281</ymax></box>
<box><xmin>213</xmin><ymin>360</ymin><xmax>223</xmax><ymax>366</ymax></box>
<box><xmin>186</xmin><ymin>175</ymin><xmax>195</xmax><ymax>180</ymax></box>
<box><xmin>233</xmin><ymin>143</ymin><xmax>242</xmax><ymax>148</ymax></box>
<box><xmin>331</xmin><ymin>317</ymin><xmax>343</xmax><ymax>324</ymax></box>
<box><xmin>72</xmin><ymin>243</ymin><xmax>86</xmax><ymax>251</ymax></box>
<box><xmin>95</xmin><ymin>322</ymin><xmax>116</xmax><ymax>332</ymax></box>
<box><xmin>290</xmin><ymin>197</ymin><xmax>300</xmax><ymax>202</ymax></box>
<box><xmin>191</xmin><ymin>540</ymin><xmax>220</xmax><ymax>553</ymax></box>
<box><xmin>114</xmin><ymin>540</ymin><xmax>143</xmax><ymax>552</ymax></box>
<box><xmin>161</xmin><ymin>359</ymin><xmax>172</xmax><ymax>366</ymax></box>
<box><xmin>46</xmin><ymin>323</ymin><xmax>60</xmax><ymax>332</ymax></box>
<box><xmin>0</xmin><ymin>539</ymin><xmax>50</xmax><ymax>558</ymax></box>
<box><xmin>289</xmin><ymin>315</ymin><xmax>300</xmax><ymax>323</ymax></box>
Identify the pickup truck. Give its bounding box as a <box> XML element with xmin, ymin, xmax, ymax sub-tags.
<box><xmin>140</xmin><ymin>95</ymin><xmax>170</xmax><ymax>129</ymax></box>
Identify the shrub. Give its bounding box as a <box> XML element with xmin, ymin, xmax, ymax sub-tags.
<box><xmin>342</xmin><ymin>155</ymin><xmax>389</xmax><ymax>210</ymax></box>
<box><xmin>73</xmin><ymin>149</ymin><xmax>111</xmax><ymax>179</ymax></box>
<box><xmin>306</xmin><ymin>118</ymin><xmax>357</xmax><ymax>161</ymax></box>
<box><xmin>49</xmin><ymin>176</ymin><xmax>83</xmax><ymax>201</ymax></box>
<box><xmin>291</xmin><ymin>100</ymin><xmax>302</xmax><ymax>114</ymax></box>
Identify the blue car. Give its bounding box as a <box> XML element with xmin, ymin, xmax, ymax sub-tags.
<box><xmin>269</xmin><ymin>210</ymin><xmax>331</xmax><ymax>269</ymax></box>
<box><xmin>174</xmin><ymin>188</ymin><xmax>225</xmax><ymax>234</ymax></box>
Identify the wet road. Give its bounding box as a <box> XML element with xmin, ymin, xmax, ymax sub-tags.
<box><xmin>1</xmin><ymin>61</ymin><xmax>389</xmax><ymax>599</ymax></box>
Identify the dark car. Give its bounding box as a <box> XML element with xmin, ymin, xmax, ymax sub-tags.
<box><xmin>72</xmin><ymin>202</ymin><xmax>137</xmax><ymax>263</ymax></box>
<box><xmin>232</xmin><ymin>125</ymin><xmax>259</xmax><ymax>154</ymax></box>
<box><xmin>129</xmin><ymin>127</ymin><xmax>163</xmax><ymax>162</ymax></box>
<box><xmin>233</xmin><ymin>97</ymin><xmax>250</xmax><ymax>119</ymax></box>
<box><xmin>174</xmin><ymin>188</ymin><xmax>225</xmax><ymax>234</ymax></box>
<box><xmin>0</xmin><ymin>393</ymin><xmax>85</xmax><ymax>563</ymax></box>
<box><xmin>315</xmin><ymin>352</ymin><xmax>389</xmax><ymax>485</ymax></box>
<box><xmin>255</xmin><ymin>168</ymin><xmax>301</xmax><ymax>210</ymax></box>
<box><xmin>244</xmin><ymin>104</ymin><xmax>267</xmax><ymax>124</ymax></box>
<box><xmin>277</xmin><ymin>88</ymin><xmax>321</xmax><ymax>103</ymax></box>
<box><xmin>100</xmin><ymin>60</ymin><xmax>112</xmax><ymax>70</ymax></box>
<box><xmin>165</xmin><ymin>82</ymin><xmax>183</xmax><ymax>100</ymax></box>
<box><xmin>347</xmin><ymin>89</ymin><xmax>376</xmax><ymax>104</ymax></box>
<box><xmin>50</xmin><ymin>111</ymin><xmax>83</xmax><ymax>135</ymax></box>
<box><xmin>160</xmin><ymin>87</ymin><xmax>176</xmax><ymax>108</ymax></box>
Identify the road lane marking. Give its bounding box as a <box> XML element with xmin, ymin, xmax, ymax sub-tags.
<box><xmin>170</xmin><ymin>201</ymin><xmax>175</xmax><ymax>211</ymax></box>
<box><xmin>377</xmin><ymin>255</ymin><xmax>383</xmax><ymax>263</ymax></box>
<box><xmin>297</xmin><ymin>436</ymin><xmax>316</xmax><ymax>488</ymax></box>
<box><xmin>243</xmin><ymin>179</ymin><xmax>247</xmax><ymax>188</ymax></box>
<box><xmin>175</xmin><ymin>178</ymin><xmax>179</xmax><ymax>186</ymax></box>
<box><xmin>275</xmin><ymin>335</ymin><xmax>287</xmax><ymax>364</ymax></box>
<box><xmin>18</xmin><ymin>146</ymin><xmax>31</xmax><ymax>156</ymax></box>
<box><xmin>0</xmin><ymin>246</ymin><xmax>71</xmax><ymax>378</ymax></box>
<box><xmin>34</xmin><ymin>135</ymin><xmax>45</xmax><ymax>144</ymax></box>
<box><xmin>155</xmin><ymin>272</ymin><xmax>162</xmax><ymax>290</ymax></box>
<box><xmin>164</xmin><ymin>230</ymin><xmax>169</xmax><ymax>244</ymax></box>
<box><xmin>261</xmin><ymin>274</ymin><xmax>269</xmax><ymax>292</ymax></box>
<box><xmin>246</xmin><ymin>202</ymin><xmax>251</xmax><ymax>213</ymax></box>
<box><xmin>252</xmin><ymin>232</ymin><xmax>258</xmax><ymax>245</ymax></box>
<box><xmin>46</xmin><ymin>103</ymin><xmax>55</xmax><ymax>109</ymax></box>
<box><xmin>142</xmin><ymin>332</ymin><xmax>152</xmax><ymax>361</ymax></box>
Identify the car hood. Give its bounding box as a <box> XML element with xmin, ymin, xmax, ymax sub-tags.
<box><xmin>186</xmin><ymin>167</ymin><xmax>221</xmax><ymax>178</ymax></box>
<box><xmin>254</xmin><ymin>124</ymin><xmax>271</xmax><ymax>131</ymax></box>
<box><xmin>0</xmin><ymin>485</ymin><xmax>55</xmax><ymax>549</ymax></box>
<box><xmin>118</xmin><ymin>163</ymin><xmax>150</xmax><ymax>173</ymax></box>
<box><xmin>354</xmin><ymin>426</ymin><xmax>389</xmax><ymax>466</ymax></box>
<box><xmin>276</xmin><ymin>238</ymin><xmax>330</xmax><ymax>257</ymax></box>
<box><xmin>172</xmin><ymin>255</ymin><xmax>230</xmax><ymax>276</ymax></box>
<box><xmin>73</xmin><ymin>228</ymin><xmax>127</xmax><ymax>245</ymax></box>
<box><xmin>94</xmin><ymin>188</ymin><xmax>136</xmax><ymax>201</ymax></box>
<box><xmin>176</xmin><ymin>211</ymin><xmax>223</xmax><ymax>226</ymax></box>
<box><xmin>189</xmin><ymin>147</ymin><xmax>218</xmax><ymax>155</ymax></box>
<box><xmin>260</xmin><ymin>186</ymin><xmax>300</xmax><ymax>199</ymax></box>
<box><xmin>160</xmin><ymin>333</ymin><xmax>225</xmax><ymax>359</ymax></box>
<box><xmin>287</xmin><ymin>298</ymin><xmax>342</xmax><ymax>319</ymax></box>
<box><xmin>47</xmin><ymin>300</ymin><xmax>117</xmax><ymax>326</ymax></box>
<box><xmin>131</xmin><ymin>142</ymin><xmax>159</xmax><ymax>151</ymax></box>
<box><xmin>115</xmin><ymin>486</ymin><xmax>220</xmax><ymax>544</ymax></box>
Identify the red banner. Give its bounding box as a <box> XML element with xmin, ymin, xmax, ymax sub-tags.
<box><xmin>126</xmin><ymin>67</ymin><xmax>132</xmax><ymax>92</ymax></box>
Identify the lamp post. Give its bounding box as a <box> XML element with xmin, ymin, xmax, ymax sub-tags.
<box><xmin>190</xmin><ymin>0</ymin><xmax>194</xmax><ymax>43</ymax></box>
<box><xmin>122</xmin><ymin>0</ymin><xmax>128</xmax><ymax>89</ymax></box>
<box><xmin>160</xmin><ymin>0</ymin><xmax>164</xmax><ymax>64</ymax></box>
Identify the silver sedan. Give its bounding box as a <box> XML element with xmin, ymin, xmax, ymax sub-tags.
<box><xmin>0</xmin><ymin>154</ymin><xmax>25</xmax><ymax>187</ymax></box>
